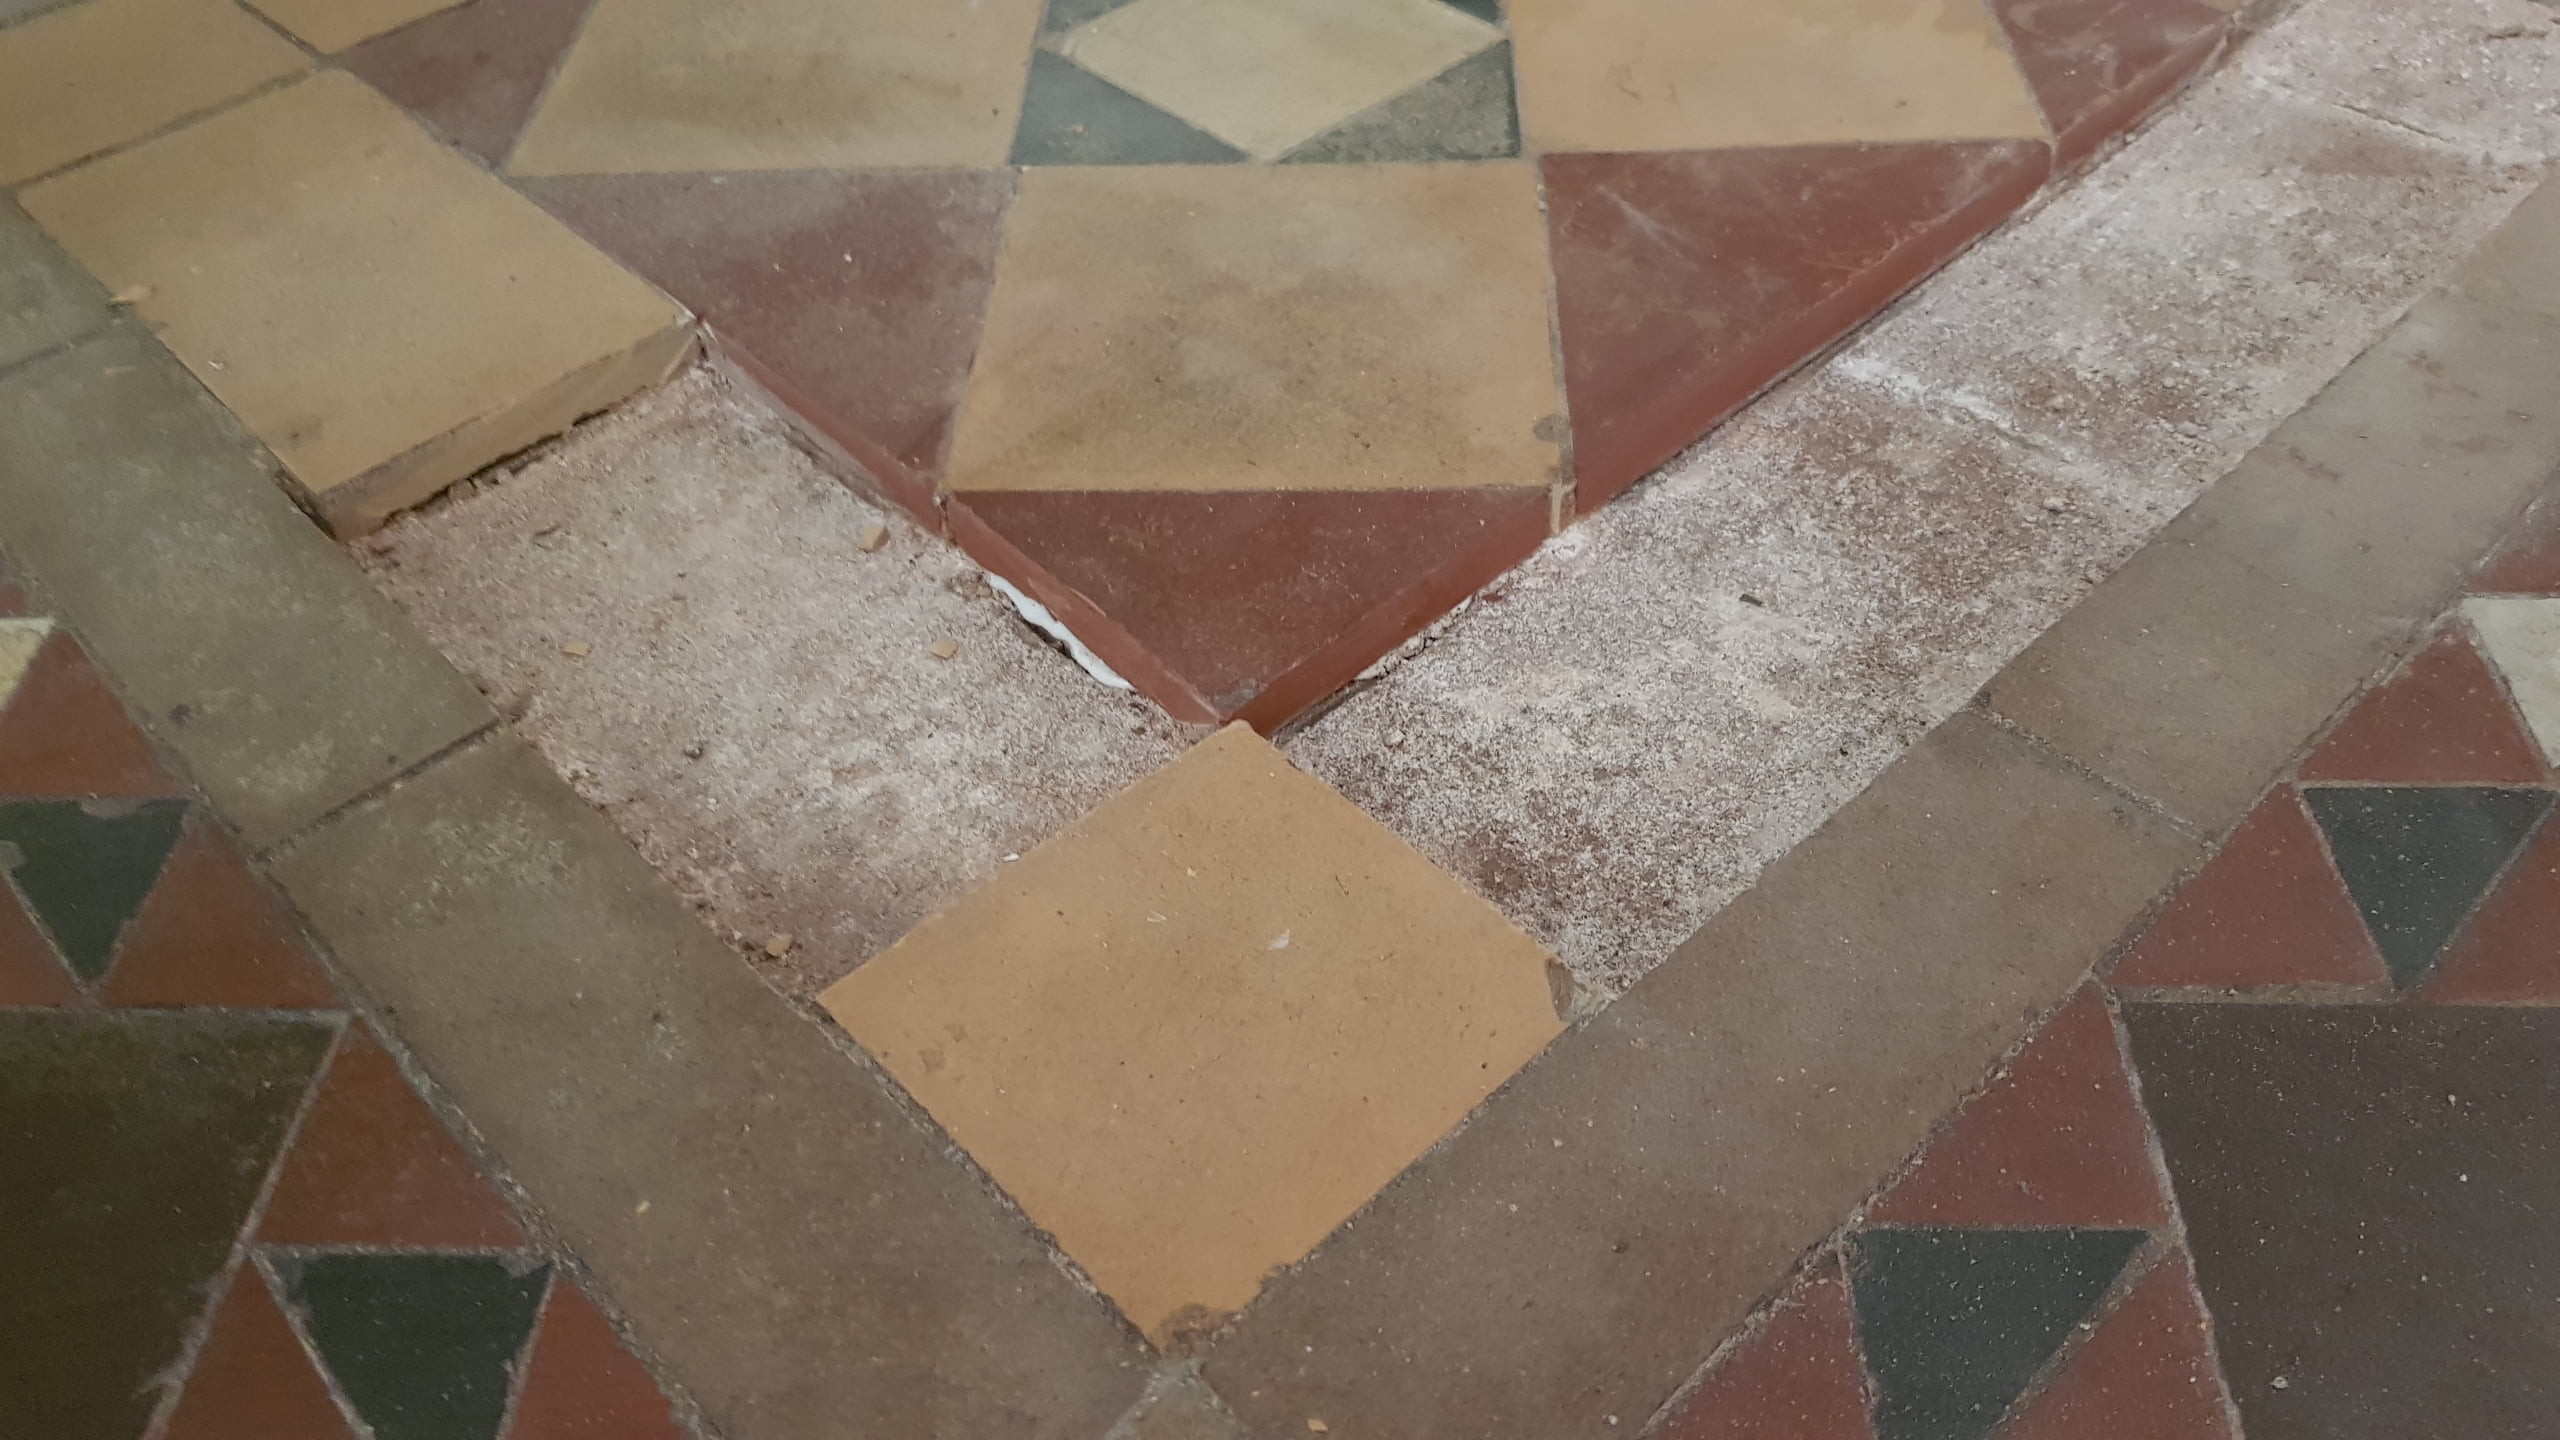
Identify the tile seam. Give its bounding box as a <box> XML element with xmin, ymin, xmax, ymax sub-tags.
<box><xmin>2</xmin><ymin>64</ymin><xmax>313</xmax><ymax>193</ymax></box>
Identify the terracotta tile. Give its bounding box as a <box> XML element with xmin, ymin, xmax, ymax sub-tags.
<box><xmin>277</xmin><ymin>1251</ymin><xmax>549</xmax><ymax>1440</ymax></box>
<box><xmin>1507</xmin><ymin>0</ymin><xmax>2047</xmax><ymax>154</ymax></box>
<box><xmin>0</xmin><ymin>631</ymin><xmax>179</xmax><ymax>798</ymax></box>
<box><xmin>0</xmin><ymin>0</ymin><xmax>306</xmax><ymax>184</ymax></box>
<box><xmin>102</xmin><ymin>820</ymin><xmax>339</xmax><ymax>1009</ymax></box>
<box><xmin>2464</xmin><ymin>597</ymin><xmax>2560</xmax><ymax>767</ymax></box>
<box><xmin>2299</xmin><ymin>627</ymin><xmax>2547</xmax><ymax>784</ymax></box>
<box><xmin>161</xmin><ymin>1266</ymin><xmax>359</xmax><ymax>1440</ymax></box>
<box><xmin>2470</xmin><ymin>490</ymin><xmax>2560</xmax><ymax>596</ymax></box>
<box><xmin>2421</xmin><ymin>814</ymin><xmax>2560</xmax><ymax>1004</ymax></box>
<box><xmin>339</xmin><ymin>0</ymin><xmax>598</xmax><ymax>166</ymax></box>
<box><xmin>0</xmin><ymin>884</ymin><xmax>80</xmax><ymax>1006</ymax></box>
<box><xmin>2002</xmin><ymin>1249</ymin><xmax>2239</xmax><ymax>1440</ymax></box>
<box><xmin>1655</xmin><ymin>1264</ymin><xmax>1873</xmax><ymax>1440</ymax></box>
<box><xmin>2110</xmin><ymin>788</ymin><xmax>2389</xmax><ymax>989</ymax></box>
<box><xmin>821</xmin><ymin>725</ymin><xmax>1565</xmax><ymax>1343</ymax></box>
<box><xmin>950</xmin><ymin>487</ymin><xmax>1550</xmax><ymax>729</ymax></box>
<box><xmin>2303</xmin><ymin>784</ymin><xmax>2553</xmax><ymax>990</ymax></box>
<box><xmin>1989</xmin><ymin>0</ymin><xmax>2231</xmax><ymax>169</ymax></box>
<box><xmin>1544</xmin><ymin>142</ymin><xmax>2048</xmax><ymax>511</ymax></box>
<box><xmin>508</xmin><ymin>1282</ymin><xmax>686</xmax><ymax>1440</ymax></box>
<box><xmin>944</xmin><ymin>163</ymin><xmax>1562</xmax><ymax>496</ymax></box>
<box><xmin>20</xmin><ymin>73</ymin><xmax>691</xmax><ymax>536</ymax></box>
<box><xmin>257</xmin><ymin>1023</ymin><xmax>526</xmax><ymax>1248</ymax></box>
<box><xmin>1869</xmin><ymin>986</ymin><xmax>2168</xmax><ymax>1228</ymax></box>
<box><xmin>245</xmin><ymin>0</ymin><xmax>467</xmax><ymax>52</ymax></box>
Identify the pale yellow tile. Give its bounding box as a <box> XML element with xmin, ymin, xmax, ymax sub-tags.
<box><xmin>821</xmin><ymin>725</ymin><xmax>1566</xmax><ymax>1343</ymax></box>
<box><xmin>1059</xmin><ymin>0</ymin><xmax>1499</xmax><ymax>160</ymax></box>
<box><xmin>509</xmin><ymin>0</ymin><xmax>1047</xmax><ymax>174</ymax></box>
<box><xmin>0</xmin><ymin>620</ymin><xmax>53</xmax><ymax>702</ymax></box>
<box><xmin>1510</xmin><ymin>0</ymin><xmax>2049</xmax><ymax>154</ymax></box>
<box><xmin>243</xmin><ymin>0</ymin><xmax>467</xmax><ymax>53</ymax></box>
<box><xmin>21</xmin><ymin>73</ymin><xmax>689</xmax><ymax>531</ymax></box>
<box><xmin>946</xmin><ymin>163</ymin><xmax>1562</xmax><ymax>493</ymax></box>
<box><xmin>0</xmin><ymin>0</ymin><xmax>306</xmax><ymax>184</ymax></box>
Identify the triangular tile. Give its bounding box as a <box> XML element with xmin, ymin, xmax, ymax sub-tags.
<box><xmin>103</xmin><ymin>820</ymin><xmax>339</xmax><ymax>1008</ymax></box>
<box><xmin>259</xmin><ymin>1025</ymin><xmax>525</xmax><ymax>1248</ymax></box>
<box><xmin>1870</xmin><ymin>987</ymin><xmax>2167</xmax><ymax>1229</ymax></box>
<box><xmin>2299</xmin><ymin>629</ymin><xmax>2546</xmax><ymax>784</ymax></box>
<box><xmin>1440</xmin><ymin>0</ymin><xmax>1499</xmax><ymax>20</ymax></box>
<box><xmin>506</xmin><ymin>1282</ymin><xmax>686</xmax><ymax>1440</ymax></box>
<box><xmin>2421</xmin><ymin>814</ymin><xmax>2560</xmax><ymax>1004</ymax></box>
<box><xmin>1851</xmin><ymin>1226</ymin><xmax>2147</xmax><ymax>1440</ymax></box>
<box><xmin>2303</xmin><ymin>785</ymin><xmax>2554</xmax><ymax>988</ymax></box>
<box><xmin>279</xmin><ymin>1252</ymin><xmax>550</xmax><ymax>1440</ymax></box>
<box><xmin>1657</xmin><ymin>1261</ymin><xmax>1873</xmax><ymax>1440</ymax></box>
<box><xmin>1544</xmin><ymin>141</ymin><xmax>2048</xmax><ymax>511</ymax></box>
<box><xmin>0</xmin><ymin>618</ymin><xmax>50</xmax><ymax>702</ymax></box>
<box><xmin>161</xmin><ymin>1265</ymin><xmax>359</xmax><ymax>1440</ymax></box>
<box><xmin>1987</xmin><ymin>0</ymin><xmax>2228</xmax><ymax>168</ymax></box>
<box><xmin>0</xmin><ymin>632</ymin><xmax>179</xmax><ymax>798</ymax></box>
<box><xmin>339</xmin><ymin>0</ymin><xmax>599</xmax><ymax>166</ymax></box>
<box><xmin>1285</xmin><ymin>43</ymin><xmax>1518</xmax><ymax>164</ymax></box>
<box><xmin>2464</xmin><ymin>597</ymin><xmax>2560</xmax><ymax>768</ymax></box>
<box><xmin>0</xmin><ymin>797</ymin><xmax>189</xmax><ymax>980</ymax></box>
<box><xmin>2112</xmin><ymin>788</ymin><xmax>2388</xmax><ymax>989</ymax></box>
<box><xmin>1013</xmin><ymin>50</ymin><xmax>1247</xmax><ymax>165</ymax></box>
<box><xmin>2002</xmin><ymin>1249</ymin><xmax>2238</xmax><ymax>1440</ymax></box>
<box><xmin>0</xmin><ymin>883</ymin><xmax>80</xmax><ymax>1004</ymax></box>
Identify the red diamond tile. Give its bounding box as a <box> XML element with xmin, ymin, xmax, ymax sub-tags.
<box><xmin>2420</xmin><ymin>814</ymin><xmax>2560</xmax><ymax>1004</ymax></box>
<box><xmin>2111</xmin><ymin>788</ymin><xmax>2389</xmax><ymax>989</ymax></box>
<box><xmin>0</xmin><ymin>883</ymin><xmax>80</xmax><ymax>1005</ymax></box>
<box><xmin>102</xmin><ymin>821</ymin><xmax>339</xmax><ymax>1009</ymax></box>
<box><xmin>2003</xmin><ymin>1249</ymin><xmax>2238</xmax><ymax>1440</ymax></box>
<box><xmin>161</xmin><ymin>1265</ymin><xmax>358</xmax><ymax>1440</ymax></box>
<box><xmin>507</xmin><ymin>1282</ymin><xmax>687</xmax><ymax>1440</ymax></box>
<box><xmin>2299</xmin><ymin>628</ymin><xmax>2546</xmax><ymax>784</ymax></box>
<box><xmin>2472</xmin><ymin>491</ymin><xmax>2560</xmax><ymax>596</ymax></box>
<box><xmin>1656</xmin><ymin>1262</ymin><xmax>1872</xmax><ymax>1440</ymax></box>
<box><xmin>339</xmin><ymin>0</ymin><xmax>598</xmax><ymax>167</ymax></box>
<box><xmin>1544</xmin><ymin>141</ymin><xmax>2048</xmax><ymax>513</ymax></box>
<box><xmin>1989</xmin><ymin>0</ymin><xmax>2231</xmax><ymax>170</ymax></box>
<box><xmin>1870</xmin><ymin>986</ymin><xmax>2168</xmax><ymax>1229</ymax></box>
<box><xmin>0</xmin><ymin>632</ymin><xmax>179</xmax><ymax>798</ymax></box>
<box><xmin>258</xmin><ymin>1024</ymin><xmax>526</xmax><ymax>1248</ymax></box>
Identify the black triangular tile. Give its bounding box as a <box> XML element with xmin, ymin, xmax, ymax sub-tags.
<box><xmin>1012</xmin><ymin>51</ymin><xmax>1246</xmax><ymax>165</ymax></box>
<box><xmin>278</xmin><ymin>1253</ymin><xmax>550</xmax><ymax>1440</ymax></box>
<box><xmin>2302</xmin><ymin>785</ymin><xmax>2554</xmax><ymax>987</ymax></box>
<box><xmin>1284</xmin><ymin>43</ymin><xmax>1519</xmax><ymax>164</ymax></box>
<box><xmin>0</xmin><ymin>798</ymin><xmax>188</xmax><ymax>981</ymax></box>
<box><xmin>1851</xmin><ymin>1225</ymin><xmax>2146</xmax><ymax>1440</ymax></box>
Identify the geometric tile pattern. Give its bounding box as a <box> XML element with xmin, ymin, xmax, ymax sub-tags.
<box><xmin>2300</xmin><ymin>784</ymin><xmax>2550</xmax><ymax>988</ymax></box>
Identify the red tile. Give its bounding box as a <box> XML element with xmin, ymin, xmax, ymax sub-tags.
<box><xmin>2421</xmin><ymin>815</ymin><xmax>2560</xmax><ymax>1004</ymax></box>
<box><xmin>2003</xmin><ymin>1249</ymin><xmax>2238</xmax><ymax>1440</ymax></box>
<box><xmin>2111</xmin><ymin>788</ymin><xmax>2390</xmax><ymax>989</ymax></box>
<box><xmin>339</xmin><ymin>0</ymin><xmax>596</xmax><ymax>166</ymax></box>
<box><xmin>1870</xmin><ymin>986</ymin><xmax>2168</xmax><ymax>1229</ymax></box>
<box><xmin>1989</xmin><ymin>0</ymin><xmax>2231</xmax><ymax>170</ymax></box>
<box><xmin>1656</xmin><ymin>1262</ymin><xmax>1873</xmax><ymax>1440</ymax></box>
<box><xmin>258</xmin><ymin>1024</ymin><xmax>526</xmax><ymax>1248</ymax></box>
<box><xmin>2299</xmin><ymin>629</ymin><xmax>2546</xmax><ymax>784</ymax></box>
<box><xmin>1544</xmin><ymin>141</ymin><xmax>2048</xmax><ymax>513</ymax></box>
<box><xmin>0</xmin><ymin>884</ymin><xmax>80</xmax><ymax>1005</ymax></box>
<box><xmin>161</xmin><ymin>1265</ymin><xmax>358</xmax><ymax>1440</ymax></box>
<box><xmin>0</xmin><ymin>632</ymin><xmax>179</xmax><ymax>798</ymax></box>
<box><xmin>507</xmin><ymin>1282</ymin><xmax>686</xmax><ymax>1440</ymax></box>
<box><xmin>951</xmin><ymin>487</ymin><xmax>1552</xmax><ymax>731</ymax></box>
<box><xmin>102</xmin><ymin>821</ymin><xmax>339</xmax><ymax>1009</ymax></box>
<box><xmin>2472</xmin><ymin>490</ymin><xmax>2560</xmax><ymax>596</ymax></box>
<box><xmin>0</xmin><ymin>581</ymin><xmax>32</xmax><ymax>617</ymax></box>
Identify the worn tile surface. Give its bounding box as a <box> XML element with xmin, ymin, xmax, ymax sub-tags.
<box><xmin>338</xmin><ymin>0</ymin><xmax>599</xmax><ymax>165</ymax></box>
<box><xmin>0</xmin><ymin>0</ymin><xmax>305</xmax><ymax>184</ymax></box>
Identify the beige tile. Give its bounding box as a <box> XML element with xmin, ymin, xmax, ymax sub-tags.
<box><xmin>243</xmin><ymin>0</ymin><xmax>467</xmax><ymax>53</ymax></box>
<box><xmin>0</xmin><ymin>620</ymin><xmax>51</xmax><ymax>699</ymax></box>
<box><xmin>21</xmin><ymin>73</ymin><xmax>689</xmax><ymax>531</ymax></box>
<box><xmin>821</xmin><ymin>724</ymin><xmax>1566</xmax><ymax>1343</ymax></box>
<box><xmin>509</xmin><ymin>0</ymin><xmax>1046</xmax><ymax>174</ymax></box>
<box><xmin>0</xmin><ymin>0</ymin><xmax>305</xmax><ymax>184</ymax></box>
<box><xmin>1508</xmin><ymin>0</ymin><xmax>2048</xmax><ymax>154</ymax></box>
<box><xmin>946</xmin><ymin>163</ymin><xmax>1562</xmax><ymax>493</ymax></box>
<box><xmin>1058</xmin><ymin>0</ymin><xmax>1499</xmax><ymax>160</ymax></box>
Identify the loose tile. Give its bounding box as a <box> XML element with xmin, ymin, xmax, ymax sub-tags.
<box><xmin>2001</xmin><ymin>1249</ymin><xmax>2239</xmax><ymax>1440</ymax></box>
<box><xmin>102</xmin><ymin>820</ymin><xmax>340</xmax><ymax>1009</ymax></box>
<box><xmin>258</xmin><ymin>1024</ymin><xmax>526</xmax><ymax>1248</ymax></box>
<box><xmin>822</xmin><ymin>725</ymin><xmax>1565</xmax><ymax>1343</ymax></box>
<box><xmin>21</xmin><ymin>73</ymin><xmax>691</xmax><ymax>534</ymax></box>
<box><xmin>0</xmin><ymin>1011</ymin><xmax>333</xmax><ymax>1440</ymax></box>
<box><xmin>505</xmin><ymin>1282</ymin><xmax>686</xmax><ymax>1440</ymax></box>
<box><xmin>2299</xmin><ymin>627</ymin><xmax>2547</xmax><ymax>783</ymax></box>
<box><xmin>1011</xmin><ymin>50</ymin><xmax>1247</xmax><ymax>165</ymax></box>
<box><xmin>1282</xmin><ymin>42</ymin><xmax>1520</xmax><ymax>164</ymax></box>
<box><xmin>0</xmin><ymin>0</ymin><xmax>305</xmax><ymax>184</ymax></box>
<box><xmin>279</xmin><ymin>1252</ymin><xmax>550</xmax><ymax>1440</ymax></box>
<box><xmin>2124</xmin><ymin>1004</ymin><xmax>2560</xmax><ymax>1438</ymax></box>
<box><xmin>245</xmin><ymin>0</ymin><xmax>466</xmax><ymax>52</ymax></box>
<box><xmin>339</xmin><ymin>0</ymin><xmax>599</xmax><ymax>166</ymax></box>
<box><xmin>2301</xmin><ymin>785</ymin><xmax>2553</xmax><ymax>988</ymax></box>
<box><xmin>2422</xmin><ymin>813</ymin><xmax>2560</xmax><ymax>1003</ymax></box>
<box><xmin>0</xmin><ymin>884</ymin><xmax>78</xmax><ymax>1005</ymax></box>
<box><xmin>2464</xmin><ymin>596</ymin><xmax>2560</xmax><ymax>765</ymax></box>
<box><xmin>0</xmin><ymin>202</ymin><xmax>110</xmax><ymax>370</ymax></box>
<box><xmin>0</xmin><ymin>630</ymin><xmax>180</xmax><ymax>798</ymax></box>
<box><xmin>1655</xmin><ymin>1264</ymin><xmax>1873</xmax><ymax>1440</ymax></box>
<box><xmin>944</xmin><ymin>163</ymin><xmax>1561</xmax><ymax>495</ymax></box>
<box><xmin>1507</xmin><ymin>0</ymin><xmax>2047</xmax><ymax>154</ymax></box>
<box><xmin>1990</xmin><ymin>0</ymin><xmax>2231</xmax><ymax>167</ymax></box>
<box><xmin>161</xmin><ymin>1266</ymin><xmax>360</xmax><ymax>1440</ymax></box>
<box><xmin>0</xmin><ymin>797</ymin><xmax>188</xmax><ymax>981</ymax></box>
<box><xmin>2111</xmin><ymin>788</ymin><xmax>2390</xmax><ymax>989</ymax></box>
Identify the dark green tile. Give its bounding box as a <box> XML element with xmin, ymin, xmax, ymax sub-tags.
<box><xmin>1012</xmin><ymin>51</ymin><xmax>1246</xmax><ymax>166</ymax></box>
<box><xmin>2302</xmin><ymin>785</ymin><xmax>2553</xmax><ymax>987</ymax></box>
<box><xmin>0</xmin><ymin>798</ymin><xmax>187</xmax><ymax>981</ymax></box>
<box><xmin>280</xmin><ymin>1252</ymin><xmax>550</xmax><ymax>1440</ymax></box>
<box><xmin>1284</xmin><ymin>43</ymin><xmax>1518</xmax><ymax>164</ymax></box>
<box><xmin>1440</xmin><ymin>0</ymin><xmax>1500</xmax><ymax>22</ymax></box>
<box><xmin>1850</xmin><ymin>1225</ymin><xmax>2147</xmax><ymax>1440</ymax></box>
<box><xmin>0</xmin><ymin>1011</ymin><xmax>335</xmax><ymax>1440</ymax></box>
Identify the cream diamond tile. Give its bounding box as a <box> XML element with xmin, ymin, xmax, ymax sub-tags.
<box><xmin>1058</xmin><ymin>0</ymin><xmax>1499</xmax><ymax>160</ymax></box>
<box><xmin>1509</xmin><ymin>0</ymin><xmax>2048</xmax><ymax>154</ymax></box>
<box><xmin>0</xmin><ymin>0</ymin><xmax>306</xmax><ymax>184</ymax></box>
<box><xmin>2467</xmin><ymin>597</ymin><xmax>2560</xmax><ymax>767</ymax></box>
<box><xmin>821</xmin><ymin>725</ymin><xmax>1566</xmax><ymax>1343</ymax></box>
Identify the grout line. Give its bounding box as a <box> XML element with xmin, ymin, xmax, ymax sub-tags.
<box><xmin>253</xmin><ymin>717</ymin><xmax>502</xmax><ymax>865</ymax></box>
<box><xmin>253</xmin><ymin>1245</ymin><xmax>382</xmax><ymax>1440</ymax></box>
<box><xmin>3</xmin><ymin>66</ymin><xmax>314</xmax><ymax>194</ymax></box>
<box><xmin>496</xmin><ymin>0</ymin><xmax>604</xmax><ymax>177</ymax></box>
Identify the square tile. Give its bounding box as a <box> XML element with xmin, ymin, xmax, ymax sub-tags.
<box><xmin>820</xmin><ymin>725</ymin><xmax>1566</xmax><ymax>1343</ymax></box>
<box><xmin>0</xmin><ymin>0</ymin><xmax>306</xmax><ymax>184</ymax></box>
<box><xmin>20</xmin><ymin>72</ymin><xmax>690</xmax><ymax>534</ymax></box>
<box><xmin>244</xmin><ymin>0</ymin><xmax>468</xmax><ymax>53</ymax></box>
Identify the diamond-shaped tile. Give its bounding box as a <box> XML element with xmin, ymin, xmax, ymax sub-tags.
<box><xmin>820</xmin><ymin>724</ymin><xmax>1564</xmax><ymax>1343</ymax></box>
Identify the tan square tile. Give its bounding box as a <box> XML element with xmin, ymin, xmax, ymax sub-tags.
<box><xmin>1058</xmin><ymin>0</ymin><xmax>1499</xmax><ymax>160</ymax></box>
<box><xmin>946</xmin><ymin>162</ymin><xmax>1562</xmax><ymax>493</ymax></box>
<box><xmin>21</xmin><ymin>72</ymin><xmax>690</xmax><ymax>535</ymax></box>
<box><xmin>820</xmin><ymin>725</ymin><xmax>1566</xmax><ymax>1343</ymax></box>
<box><xmin>243</xmin><ymin>0</ymin><xmax>467</xmax><ymax>53</ymax></box>
<box><xmin>0</xmin><ymin>0</ymin><xmax>306</xmax><ymax>184</ymax></box>
<box><xmin>1509</xmin><ymin>0</ymin><xmax>2048</xmax><ymax>154</ymax></box>
<box><xmin>508</xmin><ymin>0</ymin><xmax>1047</xmax><ymax>174</ymax></box>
